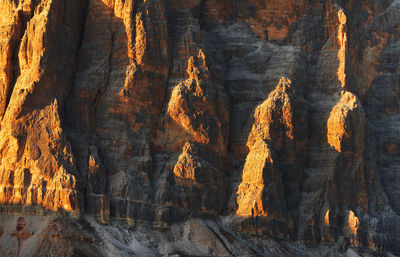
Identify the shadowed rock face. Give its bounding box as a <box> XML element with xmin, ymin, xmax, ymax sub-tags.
<box><xmin>1</xmin><ymin>0</ymin><xmax>400</xmax><ymax>256</ymax></box>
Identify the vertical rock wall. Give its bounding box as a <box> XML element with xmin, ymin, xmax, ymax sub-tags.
<box><xmin>0</xmin><ymin>0</ymin><xmax>400</xmax><ymax>254</ymax></box>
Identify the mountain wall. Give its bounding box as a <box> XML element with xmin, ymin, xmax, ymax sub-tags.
<box><xmin>1</xmin><ymin>0</ymin><xmax>400</xmax><ymax>256</ymax></box>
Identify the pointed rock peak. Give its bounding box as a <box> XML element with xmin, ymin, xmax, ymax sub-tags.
<box><xmin>327</xmin><ymin>92</ymin><xmax>364</xmax><ymax>152</ymax></box>
<box><xmin>276</xmin><ymin>77</ymin><xmax>291</xmax><ymax>89</ymax></box>
<box><xmin>274</xmin><ymin>77</ymin><xmax>295</xmax><ymax>95</ymax></box>
<box><xmin>187</xmin><ymin>49</ymin><xmax>209</xmax><ymax>81</ymax></box>
<box><xmin>340</xmin><ymin>91</ymin><xmax>359</xmax><ymax>108</ymax></box>
<box><xmin>338</xmin><ymin>9</ymin><xmax>347</xmax><ymax>25</ymax></box>
<box><xmin>333</xmin><ymin>91</ymin><xmax>361</xmax><ymax>115</ymax></box>
<box><xmin>182</xmin><ymin>141</ymin><xmax>196</xmax><ymax>154</ymax></box>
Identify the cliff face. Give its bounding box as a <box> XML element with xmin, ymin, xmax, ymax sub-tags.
<box><xmin>1</xmin><ymin>0</ymin><xmax>400</xmax><ymax>256</ymax></box>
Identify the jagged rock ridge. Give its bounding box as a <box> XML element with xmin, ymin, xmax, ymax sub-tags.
<box><xmin>0</xmin><ymin>0</ymin><xmax>400</xmax><ymax>256</ymax></box>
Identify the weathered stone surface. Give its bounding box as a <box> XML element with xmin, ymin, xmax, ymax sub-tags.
<box><xmin>156</xmin><ymin>141</ymin><xmax>227</xmax><ymax>215</ymax></box>
<box><xmin>0</xmin><ymin>0</ymin><xmax>87</xmax><ymax>214</ymax></box>
<box><xmin>233</xmin><ymin>77</ymin><xmax>308</xmax><ymax>238</ymax></box>
<box><xmin>0</xmin><ymin>0</ymin><xmax>400</xmax><ymax>256</ymax></box>
<box><xmin>65</xmin><ymin>0</ymin><xmax>170</xmax><ymax>222</ymax></box>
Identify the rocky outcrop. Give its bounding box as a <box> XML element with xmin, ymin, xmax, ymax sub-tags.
<box><xmin>66</xmin><ymin>0</ymin><xmax>170</xmax><ymax>223</ymax></box>
<box><xmin>326</xmin><ymin>92</ymin><xmax>367</xmax><ymax>212</ymax></box>
<box><xmin>233</xmin><ymin>77</ymin><xmax>308</xmax><ymax>238</ymax></box>
<box><xmin>0</xmin><ymin>0</ymin><xmax>400</xmax><ymax>256</ymax></box>
<box><xmin>0</xmin><ymin>0</ymin><xmax>87</xmax><ymax>214</ymax></box>
<box><xmin>153</xmin><ymin>9</ymin><xmax>229</xmax><ymax>221</ymax></box>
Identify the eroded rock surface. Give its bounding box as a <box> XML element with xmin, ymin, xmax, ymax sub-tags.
<box><xmin>0</xmin><ymin>0</ymin><xmax>400</xmax><ymax>256</ymax></box>
<box><xmin>0</xmin><ymin>0</ymin><xmax>87</xmax><ymax>214</ymax></box>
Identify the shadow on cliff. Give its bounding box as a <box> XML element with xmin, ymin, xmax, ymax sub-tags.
<box><xmin>226</xmin><ymin>79</ymin><xmax>375</xmax><ymax>247</ymax></box>
<box><xmin>225</xmin><ymin>77</ymin><xmax>307</xmax><ymax>240</ymax></box>
<box><xmin>65</xmin><ymin>0</ymin><xmax>172</xmax><ymax>222</ymax></box>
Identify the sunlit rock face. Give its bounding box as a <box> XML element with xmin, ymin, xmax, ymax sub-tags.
<box><xmin>0</xmin><ymin>0</ymin><xmax>87</xmax><ymax>214</ymax></box>
<box><xmin>233</xmin><ymin>77</ymin><xmax>308</xmax><ymax>238</ymax></box>
<box><xmin>1</xmin><ymin>0</ymin><xmax>400</xmax><ymax>256</ymax></box>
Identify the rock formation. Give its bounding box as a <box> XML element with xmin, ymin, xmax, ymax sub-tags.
<box><xmin>0</xmin><ymin>0</ymin><xmax>87</xmax><ymax>215</ymax></box>
<box><xmin>0</xmin><ymin>0</ymin><xmax>400</xmax><ymax>256</ymax></box>
<box><xmin>234</xmin><ymin>77</ymin><xmax>308</xmax><ymax>238</ymax></box>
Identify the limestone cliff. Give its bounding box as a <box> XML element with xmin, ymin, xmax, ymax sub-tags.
<box><xmin>0</xmin><ymin>0</ymin><xmax>400</xmax><ymax>256</ymax></box>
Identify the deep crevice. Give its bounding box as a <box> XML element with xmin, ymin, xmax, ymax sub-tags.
<box><xmin>62</xmin><ymin>0</ymin><xmax>89</xmax><ymax>126</ymax></box>
<box><xmin>92</xmin><ymin>26</ymin><xmax>115</xmax><ymax>127</ymax></box>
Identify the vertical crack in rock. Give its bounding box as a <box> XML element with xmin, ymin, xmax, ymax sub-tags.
<box><xmin>104</xmin><ymin>27</ymin><xmax>115</xmax><ymax>103</ymax></box>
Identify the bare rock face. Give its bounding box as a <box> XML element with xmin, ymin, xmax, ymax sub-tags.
<box><xmin>326</xmin><ymin>92</ymin><xmax>367</xmax><ymax>210</ymax></box>
<box><xmin>233</xmin><ymin>77</ymin><xmax>308</xmax><ymax>238</ymax></box>
<box><xmin>0</xmin><ymin>0</ymin><xmax>87</xmax><ymax>214</ymax></box>
<box><xmin>0</xmin><ymin>0</ymin><xmax>400</xmax><ymax>256</ymax></box>
<box><xmin>314</xmin><ymin>91</ymin><xmax>369</xmax><ymax>245</ymax></box>
<box><xmin>155</xmin><ymin>49</ymin><xmax>229</xmax><ymax>155</ymax></box>
<box><xmin>153</xmin><ymin>11</ymin><xmax>229</xmax><ymax>221</ymax></box>
<box><xmin>66</xmin><ymin>0</ymin><xmax>170</xmax><ymax>223</ymax></box>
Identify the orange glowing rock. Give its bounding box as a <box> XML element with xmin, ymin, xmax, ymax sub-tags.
<box><xmin>236</xmin><ymin>140</ymin><xmax>273</xmax><ymax>217</ymax></box>
<box><xmin>236</xmin><ymin>77</ymin><xmax>305</xmax><ymax>221</ymax></box>
<box><xmin>135</xmin><ymin>12</ymin><xmax>147</xmax><ymax>65</ymax></box>
<box><xmin>327</xmin><ymin>91</ymin><xmax>365</xmax><ymax>154</ymax></box>
<box><xmin>155</xmin><ymin>48</ymin><xmax>229</xmax><ymax>155</ymax></box>
<box><xmin>0</xmin><ymin>0</ymin><xmax>84</xmax><ymax>214</ymax></box>
<box><xmin>348</xmin><ymin>210</ymin><xmax>359</xmax><ymax>235</ymax></box>
<box><xmin>324</xmin><ymin>210</ymin><xmax>330</xmax><ymax>225</ymax></box>
<box><xmin>337</xmin><ymin>9</ymin><xmax>347</xmax><ymax>92</ymax></box>
<box><xmin>0</xmin><ymin>1</ymin><xmax>397</xmax><ymax>254</ymax></box>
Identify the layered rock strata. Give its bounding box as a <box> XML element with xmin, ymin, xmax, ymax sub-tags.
<box><xmin>0</xmin><ymin>0</ymin><xmax>87</xmax><ymax>214</ymax></box>
<box><xmin>0</xmin><ymin>0</ymin><xmax>400</xmax><ymax>255</ymax></box>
